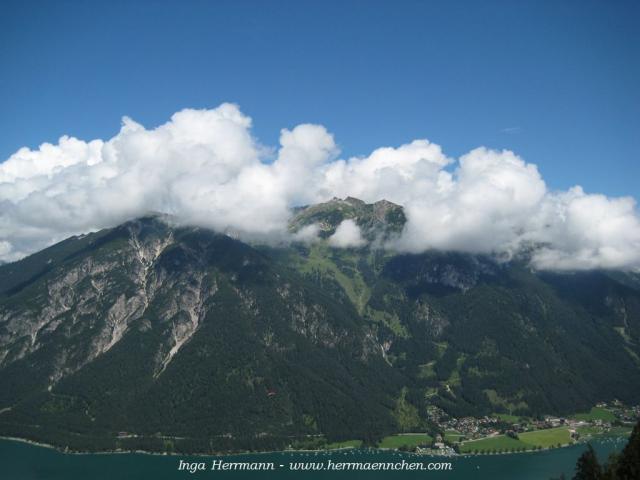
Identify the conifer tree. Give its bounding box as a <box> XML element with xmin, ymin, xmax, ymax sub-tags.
<box><xmin>614</xmin><ymin>421</ymin><xmax>640</xmax><ymax>480</ymax></box>
<box><xmin>573</xmin><ymin>444</ymin><xmax>602</xmax><ymax>480</ymax></box>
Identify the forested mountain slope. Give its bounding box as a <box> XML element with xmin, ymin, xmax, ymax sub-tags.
<box><xmin>0</xmin><ymin>198</ymin><xmax>639</xmax><ymax>452</ymax></box>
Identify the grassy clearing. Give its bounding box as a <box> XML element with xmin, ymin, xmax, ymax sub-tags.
<box><xmin>519</xmin><ymin>427</ymin><xmax>571</xmax><ymax>447</ymax></box>
<box><xmin>444</xmin><ymin>430</ymin><xmax>465</xmax><ymax>442</ymax></box>
<box><xmin>296</xmin><ymin>246</ymin><xmax>410</xmax><ymax>336</ymax></box>
<box><xmin>378</xmin><ymin>434</ymin><xmax>433</xmax><ymax>449</ymax></box>
<box><xmin>484</xmin><ymin>389</ymin><xmax>528</xmax><ymax>412</ymax></box>
<box><xmin>461</xmin><ymin>427</ymin><xmax>571</xmax><ymax>453</ymax></box>
<box><xmin>297</xmin><ymin>245</ymin><xmax>371</xmax><ymax>314</ymax></box>
<box><xmin>324</xmin><ymin>439</ymin><xmax>363</xmax><ymax>449</ymax></box>
<box><xmin>494</xmin><ymin>413</ymin><xmax>520</xmax><ymax>423</ymax></box>
<box><xmin>574</xmin><ymin>407</ymin><xmax>617</xmax><ymax>422</ymax></box>
<box><xmin>366</xmin><ymin>306</ymin><xmax>408</xmax><ymax>337</ymax></box>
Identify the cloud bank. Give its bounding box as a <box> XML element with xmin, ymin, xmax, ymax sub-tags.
<box><xmin>1</xmin><ymin>103</ymin><xmax>639</xmax><ymax>271</ymax></box>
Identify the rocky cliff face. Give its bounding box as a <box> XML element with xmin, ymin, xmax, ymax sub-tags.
<box><xmin>1</xmin><ymin>219</ymin><xmax>175</xmax><ymax>382</ymax></box>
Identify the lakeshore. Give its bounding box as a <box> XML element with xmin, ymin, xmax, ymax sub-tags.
<box><xmin>0</xmin><ymin>426</ymin><xmax>628</xmax><ymax>459</ymax></box>
<box><xmin>0</xmin><ymin>402</ymin><xmax>634</xmax><ymax>460</ymax></box>
<box><xmin>0</xmin><ymin>436</ymin><xmax>629</xmax><ymax>480</ymax></box>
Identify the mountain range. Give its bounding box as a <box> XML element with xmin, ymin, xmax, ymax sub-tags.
<box><xmin>1</xmin><ymin>197</ymin><xmax>639</xmax><ymax>453</ymax></box>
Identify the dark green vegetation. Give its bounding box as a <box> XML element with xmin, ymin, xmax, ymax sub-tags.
<box><xmin>1</xmin><ymin>197</ymin><xmax>640</xmax><ymax>453</ymax></box>
<box><xmin>552</xmin><ymin>419</ymin><xmax>640</xmax><ymax>479</ymax></box>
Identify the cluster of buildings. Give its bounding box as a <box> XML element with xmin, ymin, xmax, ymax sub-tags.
<box><xmin>425</xmin><ymin>406</ymin><xmax>504</xmax><ymax>440</ymax></box>
<box><xmin>605</xmin><ymin>400</ymin><xmax>640</xmax><ymax>423</ymax></box>
<box><xmin>425</xmin><ymin>401</ymin><xmax>640</xmax><ymax>447</ymax></box>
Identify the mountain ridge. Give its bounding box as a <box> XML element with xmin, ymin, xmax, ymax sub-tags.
<box><xmin>0</xmin><ymin>199</ymin><xmax>639</xmax><ymax>453</ymax></box>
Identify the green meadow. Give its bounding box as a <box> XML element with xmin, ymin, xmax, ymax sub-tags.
<box><xmin>573</xmin><ymin>406</ymin><xmax>617</xmax><ymax>422</ymax></box>
<box><xmin>378</xmin><ymin>434</ymin><xmax>433</xmax><ymax>449</ymax></box>
<box><xmin>461</xmin><ymin>427</ymin><xmax>571</xmax><ymax>453</ymax></box>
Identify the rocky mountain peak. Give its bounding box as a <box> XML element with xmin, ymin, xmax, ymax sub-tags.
<box><xmin>289</xmin><ymin>197</ymin><xmax>406</xmax><ymax>240</ymax></box>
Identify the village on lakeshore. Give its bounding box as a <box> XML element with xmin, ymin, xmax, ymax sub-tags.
<box><xmin>302</xmin><ymin>401</ymin><xmax>640</xmax><ymax>457</ymax></box>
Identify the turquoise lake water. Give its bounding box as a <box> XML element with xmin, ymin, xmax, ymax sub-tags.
<box><xmin>0</xmin><ymin>437</ymin><xmax>627</xmax><ymax>479</ymax></box>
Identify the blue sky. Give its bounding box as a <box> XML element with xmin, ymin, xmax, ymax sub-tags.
<box><xmin>1</xmin><ymin>0</ymin><xmax>638</xmax><ymax>198</ymax></box>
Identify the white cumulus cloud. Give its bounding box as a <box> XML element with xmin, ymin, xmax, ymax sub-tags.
<box><xmin>0</xmin><ymin>103</ymin><xmax>639</xmax><ymax>271</ymax></box>
<box><xmin>328</xmin><ymin>220</ymin><xmax>366</xmax><ymax>248</ymax></box>
<box><xmin>292</xmin><ymin>223</ymin><xmax>321</xmax><ymax>244</ymax></box>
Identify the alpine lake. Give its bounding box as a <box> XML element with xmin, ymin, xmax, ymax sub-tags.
<box><xmin>0</xmin><ymin>436</ymin><xmax>627</xmax><ymax>479</ymax></box>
